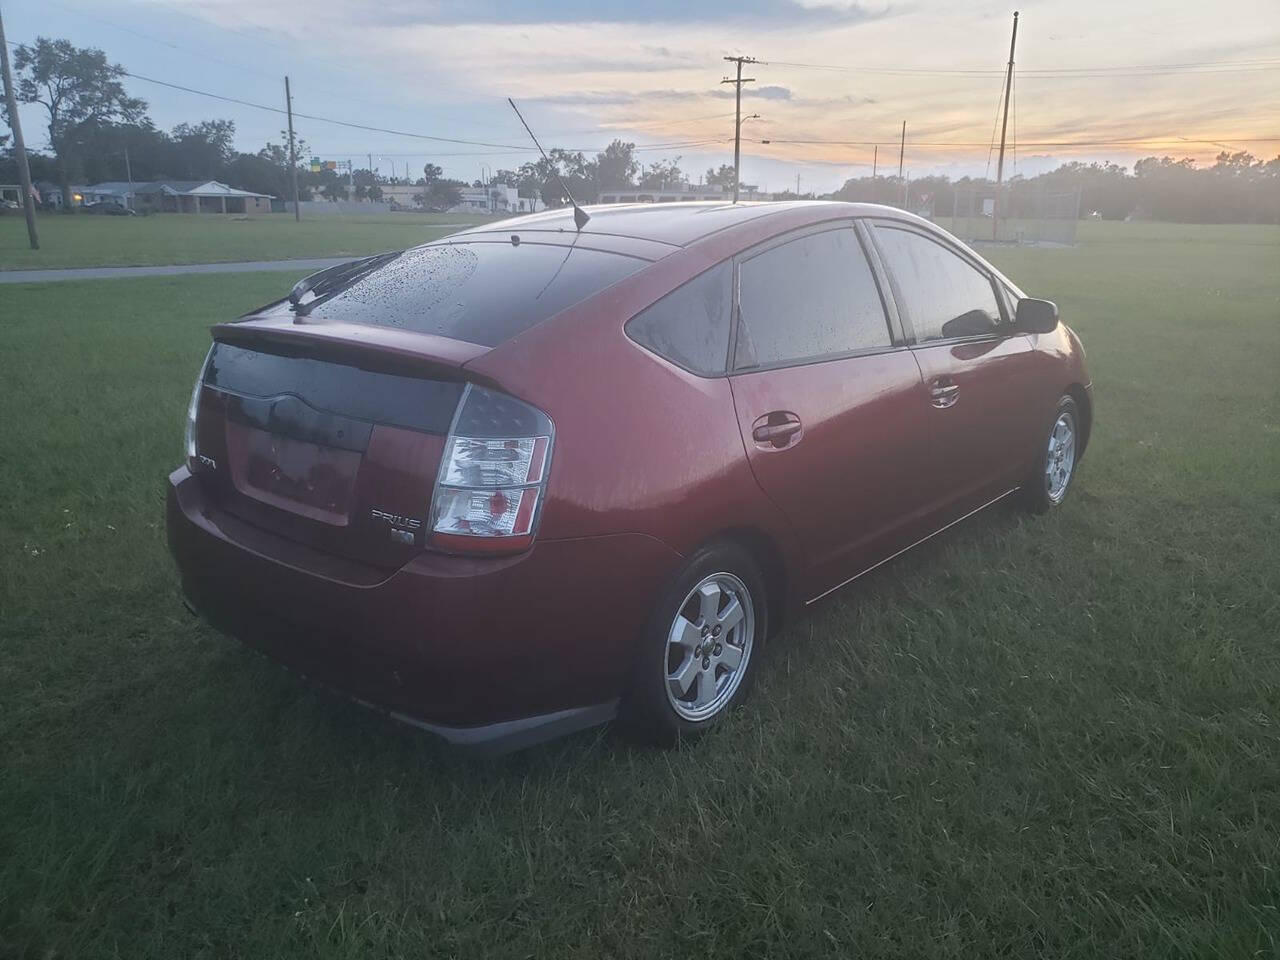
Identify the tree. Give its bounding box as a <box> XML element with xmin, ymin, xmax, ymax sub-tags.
<box><xmin>493</xmin><ymin>167</ymin><xmax>541</xmax><ymax>202</ymax></box>
<box><xmin>168</xmin><ymin>119</ymin><xmax>235</xmax><ymax>179</ymax></box>
<box><xmin>320</xmin><ymin>178</ymin><xmax>349</xmax><ymax>201</ymax></box>
<box><xmin>225</xmin><ymin>136</ymin><xmax>312</xmax><ymax>201</ymax></box>
<box><xmin>704</xmin><ymin>164</ymin><xmax>736</xmax><ymax>192</ymax></box>
<box><xmin>72</xmin><ymin>119</ymin><xmax>166</xmax><ymax>184</ymax></box>
<box><xmin>423</xmin><ymin>179</ymin><xmax>463</xmax><ymax>211</ymax></box>
<box><xmin>594</xmin><ymin>140</ymin><xmax>637</xmax><ymax>191</ymax></box>
<box><xmin>511</xmin><ymin>149</ymin><xmax>594</xmax><ymax>207</ymax></box>
<box><xmin>639</xmin><ymin>157</ymin><xmax>686</xmax><ymax>190</ymax></box>
<box><xmin>422</xmin><ymin>162</ymin><xmax>443</xmax><ymax>184</ymax></box>
<box><xmin>13</xmin><ymin>38</ymin><xmax>148</xmax><ymax>212</ymax></box>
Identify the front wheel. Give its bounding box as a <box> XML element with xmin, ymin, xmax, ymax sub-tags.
<box><xmin>618</xmin><ymin>542</ymin><xmax>767</xmax><ymax>746</ymax></box>
<box><xmin>1024</xmin><ymin>394</ymin><xmax>1080</xmax><ymax>513</ymax></box>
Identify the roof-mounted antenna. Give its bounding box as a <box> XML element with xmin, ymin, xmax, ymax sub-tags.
<box><xmin>508</xmin><ymin>97</ymin><xmax>590</xmax><ymax>231</ymax></box>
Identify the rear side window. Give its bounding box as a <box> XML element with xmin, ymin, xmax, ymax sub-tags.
<box><xmin>626</xmin><ymin>261</ymin><xmax>733</xmax><ymax>375</ymax></box>
<box><xmin>734</xmin><ymin>226</ymin><xmax>891</xmax><ymax>369</ymax></box>
<box><xmin>872</xmin><ymin>226</ymin><xmax>1003</xmax><ymax>342</ymax></box>
<box><xmin>309</xmin><ymin>241</ymin><xmax>648</xmax><ymax>347</ymax></box>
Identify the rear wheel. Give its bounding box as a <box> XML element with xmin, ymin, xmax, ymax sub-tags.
<box><xmin>619</xmin><ymin>542</ymin><xmax>766</xmax><ymax>746</ymax></box>
<box><xmin>1024</xmin><ymin>394</ymin><xmax>1080</xmax><ymax>513</ymax></box>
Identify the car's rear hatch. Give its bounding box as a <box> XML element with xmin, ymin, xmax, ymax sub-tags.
<box><xmin>192</xmin><ymin>313</ymin><xmax>484</xmax><ymax>570</ymax></box>
<box><xmin>187</xmin><ymin>238</ymin><xmax>655</xmax><ymax>569</ymax></box>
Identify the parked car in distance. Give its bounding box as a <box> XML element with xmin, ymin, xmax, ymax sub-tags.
<box><xmin>82</xmin><ymin>200</ymin><xmax>135</xmax><ymax>215</ymax></box>
<box><xmin>167</xmin><ymin>201</ymin><xmax>1092</xmax><ymax>751</ymax></box>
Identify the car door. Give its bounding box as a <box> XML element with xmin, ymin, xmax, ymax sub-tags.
<box><xmin>867</xmin><ymin>220</ymin><xmax>1043</xmax><ymax>521</ymax></box>
<box><xmin>727</xmin><ymin>222</ymin><xmax>931</xmax><ymax>599</ymax></box>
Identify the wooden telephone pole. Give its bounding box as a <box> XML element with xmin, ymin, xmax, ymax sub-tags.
<box><xmin>993</xmin><ymin>11</ymin><xmax>1019</xmax><ymax>240</ymax></box>
<box><xmin>0</xmin><ymin>3</ymin><xmax>39</xmax><ymax>249</ymax></box>
<box><xmin>284</xmin><ymin>76</ymin><xmax>301</xmax><ymax>221</ymax></box>
<box><xmin>898</xmin><ymin>121</ymin><xmax>907</xmax><ymax>207</ymax></box>
<box><xmin>722</xmin><ymin>56</ymin><xmax>757</xmax><ymax>203</ymax></box>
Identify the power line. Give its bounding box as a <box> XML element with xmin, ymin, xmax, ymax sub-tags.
<box><xmin>118</xmin><ymin>70</ymin><xmax>533</xmax><ymax>149</ymax></box>
<box><xmin>761</xmin><ymin>56</ymin><xmax>1280</xmax><ymax>77</ymax></box>
<box><xmin>345</xmin><ymin>139</ymin><xmax>730</xmax><ymax>159</ymax></box>
<box><xmin>4</xmin><ymin>38</ymin><xmax>730</xmax><ymax>156</ymax></box>
<box><xmin>749</xmin><ymin>135</ymin><xmax>1280</xmax><ymax>146</ymax></box>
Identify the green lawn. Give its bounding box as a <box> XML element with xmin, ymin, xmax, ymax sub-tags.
<box><xmin>0</xmin><ymin>211</ymin><xmax>497</xmax><ymax>270</ymax></box>
<box><xmin>2</xmin><ymin>223</ymin><xmax>1279</xmax><ymax>958</ymax></box>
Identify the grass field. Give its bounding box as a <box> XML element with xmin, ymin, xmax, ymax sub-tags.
<box><xmin>0</xmin><ymin>211</ymin><xmax>496</xmax><ymax>270</ymax></box>
<box><xmin>2</xmin><ymin>222</ymin><xmax>1279</xmax><ymax>958</ymax></box>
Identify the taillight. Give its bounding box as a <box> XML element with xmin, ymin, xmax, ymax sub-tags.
<box><xmin>183</xmin><ymin>346</ymin><xmax>212</xmax><ymax>466</ymax></box>
<box><xmin>429</xmin><ymin>384</ymin><xmax>554</xmax><ymax>554</ymax></box>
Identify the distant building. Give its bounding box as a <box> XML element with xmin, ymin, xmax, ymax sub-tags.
<box><xmin>448</xmin><ymin>184</ymin><xmax>540</xmax><ymax>215</ymax></box>
<box><xmin>597</xmin><ymin>185</ymin><xmax>739</xmax><ymax>204</ymax></box>
<box><xmin>381</xmin><ymin>182</ymin><xmax>540</xmax><ymax>214</ymax></box>
<box><xmin>33</xmin><ymin>181</ymin><xmax>89</xmax><ymax>208</ymax></box>
<box><xmin>81</xmin><ymin>180</ymin><xmax>274</xmax><ymax>214</ymax></box>
<box><xmin>379</xmin><ymin>184</ymin><xmax>424</xmax><ymax>208</ymax></box>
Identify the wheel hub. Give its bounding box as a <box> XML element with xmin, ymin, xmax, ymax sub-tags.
<box><xmin>1045</xmin><ymin>411</ymin><xmax>1076</xmax><ymax>503</ymax></box>
<box><xmin>664</xmin><ymin>572</ymin><xmax>755</xmax><ymax>723</ymax></box>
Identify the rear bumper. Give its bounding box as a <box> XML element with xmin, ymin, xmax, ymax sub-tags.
<box><xmin>166</xmin><ymin>466</ymin><xmax>679</xmax><ymax>750</ymax></box>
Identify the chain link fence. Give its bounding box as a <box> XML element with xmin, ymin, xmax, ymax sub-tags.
<box><xmin>942</xmin><ymin>184</ymin><xmax>1081</xmax><ymax>245</ymax></box>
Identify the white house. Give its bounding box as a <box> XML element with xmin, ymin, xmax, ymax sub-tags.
<box><xmin>448</xmin><ymin>184</ymin><xmax>540</xmax><ymax>215</ymax></box>
<box><xmin>80</xmin><ymin>180</ymin><xmax>274</xmax><ymax>214</ymax></box>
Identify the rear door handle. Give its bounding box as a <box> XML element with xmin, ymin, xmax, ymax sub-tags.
<box><xmin>751</xmin><ymin>412</ymin><xmax>803</xmax><ymax>449</ymax></box>
<box><xmin>929</xmin><ymin>379</ymin><xmax>959</xmax><ymax>409</ymax></box>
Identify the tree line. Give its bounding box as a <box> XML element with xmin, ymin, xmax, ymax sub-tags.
<box><xmin>3</xmin><ymin>36</ymin><xmax>1276</xmax><ymax>222</ymax></box>
<box><xmin>831</xmin><ymin>154</ymin><xmax>1280</xmax><ymax>224</ymax></box>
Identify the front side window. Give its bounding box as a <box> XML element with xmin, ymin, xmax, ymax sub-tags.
<box><xmin>872</xmin><ymin>226</ymin><xmax>1003</xmax><ymax>342</ymax></box>
<box><xmin>626</xmin><ymin>261</ymin><xmax>733</xmax><ymax>375</ymax></box>
<box><xmin>735</xmin><ymin>226</ymin><xmax>891</xmax><ymax>369</ymax></box>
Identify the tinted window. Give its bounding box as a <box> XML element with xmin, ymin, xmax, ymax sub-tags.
<box><xmin>735</xmin><ymin>227</ymin><xmax>890</xmax><ymax>369</ymax></box>
<box><xmin>308</xmin><ymin>241</ymin><xmax>648</xmax><ymax>346</ymax></box>
<box><xmin>873</xmin><ymin>226</ymin><xmax>1002</xmax><ymax>342</ymax></box>
<box><xmin>626</xmin><ymin>261</ymin><xmax>732</xmax><ymax>375</ymax></box>
<box><xmin>205</xmin><ymin>343</ymin><xmax>463</xmax><ymax>435</ymax></box>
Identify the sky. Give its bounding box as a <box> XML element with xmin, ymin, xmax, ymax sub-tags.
<box><xmin>4</xmin><ymin>0</ymin><xmax>1279</xmax><ymax>193</ymax></box>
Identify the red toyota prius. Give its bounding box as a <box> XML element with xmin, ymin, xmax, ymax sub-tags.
<box><xmin>167</xmin><ymin>201</ymin><xmax>1092</xmax><ymax>751</ymax></box>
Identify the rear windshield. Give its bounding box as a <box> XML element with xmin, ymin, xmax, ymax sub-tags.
<box><xmin>306</xmin><ymin>240</ymin><xmax>648</xmax><ymax>346</ymax></box>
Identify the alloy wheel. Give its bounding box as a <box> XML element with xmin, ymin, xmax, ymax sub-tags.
<box><xmin>664</xmin><ymin>572</ymin><xmax>755</xmax><ymax>722</ymax></box>
<box><xmin>1045</xmin><ymin>410</ymin><xmax>1077</xmax><ymax>503</ymax></box>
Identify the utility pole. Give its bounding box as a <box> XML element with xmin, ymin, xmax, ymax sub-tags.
<box><xmin>124</xmin><ymin>146</ymin><xmax>134</xmax><ymax>211</ymax></box>
<box><xmin>994</xmin><ymin>10</ymin><xmax>1019</xmax><ymax>240</ymax></box>
<box><xmin>722</xmin><ymin>56</ymin><xmax>757</xmax><ymax>203</ymax></box>
<box><xmin>0</xmin><ymin>4</ymin><xmax>39</xmax><ymax>249</ymax></box>
<box><xmin>795</xmin><ymin>172</ymin><xmax>801</xmax><ymax>196</ymax></box>
<box><xmin>898</xmin><ymin>121</ymin><xmax>907</xmax><ymax>208</ymax></box>
<box><xmin>872</xmin><ymin>144</ymin><xmax>878</xmax><ymax>178</ymax></box>
<box><xmin>284</xmin><ymin>75</ymin><xmax>300</xmax><ymax>221</ymax></box>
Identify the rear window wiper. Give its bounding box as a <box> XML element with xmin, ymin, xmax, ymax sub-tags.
<box><xmin>289</xmin><ymin>251</ymin><xmax>403</xmax><ymax>317</ymax></box>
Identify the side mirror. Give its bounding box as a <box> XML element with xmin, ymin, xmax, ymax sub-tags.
<box><xmin>1015</xmin><ymin>297</ymin><xmax>1059</xmax><ymax>334</ymax></box>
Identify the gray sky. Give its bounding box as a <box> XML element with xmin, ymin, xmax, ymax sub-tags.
<box><xmin>6</xmin><ymin>0</ymin><xmax>1279</xmax><ymax>192</ymax></box>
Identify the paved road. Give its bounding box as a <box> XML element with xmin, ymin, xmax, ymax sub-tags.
<box><xmin>0</xmin><ymin>257</ymin><xmax>355</xmax><ymax>284</ymax></box>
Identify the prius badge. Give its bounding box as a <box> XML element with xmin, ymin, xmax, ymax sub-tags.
<box><xmin>370</xmin><ymin>508</ymin><xmax>423</xmax><ymax>546</ymax></box>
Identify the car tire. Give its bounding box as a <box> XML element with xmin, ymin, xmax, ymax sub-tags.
<box><xmin>1023</xmin><ymin>394</ymin><xmax>1081</xmax><ymax>514</ymax></box>
<box><xmin>618</xmin><ymin>542</ymin><xmax>768</xmax><ymax>747</ymax></box>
